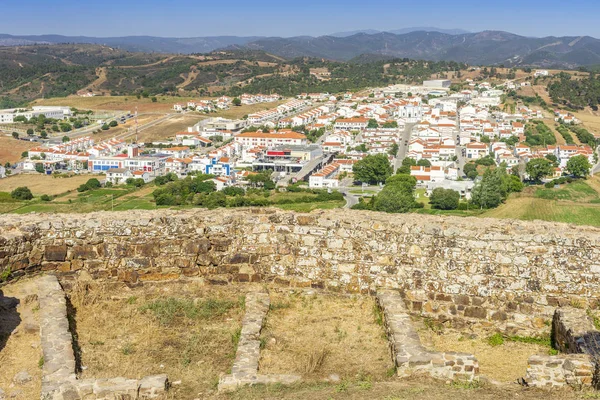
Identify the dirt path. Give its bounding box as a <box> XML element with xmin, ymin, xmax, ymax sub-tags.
<box><xmin>118</xmin><ymin>56</ymin><xmax>176</xmax><ymax>69</ymax></box>
<box><xmin>177</xmin><ymin>68</ymin><xmax>199</xmax><ymax>89</ymax></box>
<box><xmin>79</xmin><ymin>67</ymin><xmax>108</xmax><ymax>94</ymax></box>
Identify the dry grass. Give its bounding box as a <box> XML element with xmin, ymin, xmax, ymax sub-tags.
<box><xmin>417</xmin><ymin>328</ymin><xmax>546</xmax><ymax>383</ymax></box>
<box><xmin>0</xmin><ymin>174</ymin><xmax>98</xmax><ymax>196</ymax></box>
<box><xmin>258</xmin><ymin>290</ymin><xmax>392</xmax><ymax>381</ymax></box>
<box><xmin>0</xmin><ymin>136</ymin><xmax>36</xmax><ymax>164</ymax></box>
<box><xmin>70</xmin><ymin>280</ymin><xmax>251</xmax><ymax>399</ymax></box>
<box><xmin>0</xmin><ymin>278</ymin><xmax>42</xmax><ymax>400</ymax></box>
<box><xmin>137</xmin><ymin>113</ymin><xmax>206</xmax><ymax>142</ymax></box>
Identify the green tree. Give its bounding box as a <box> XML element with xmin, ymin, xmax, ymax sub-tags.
<box><xmin>416</xmin><ymin>159</ymin><xmax>431</xmax><ymax>167</ymax></box>
<box><xmin>566</xmin><ymin>155</ymin><xmax>591</xmax><ymax>178</ymax></box>
<box><xmin>85</xmin><ymin>178</ymin><xmax>102</xmax><ymax>189</ymax></box>
<box><xmin>11</xmin><ymin>186</ymin><xmax>33</xmax><ymax>200</ymax></box>
<box><xmin>12</xmin><ymin>132</ymin><xmax>18</xmax><ymax>139</ymax></box>
<box><xmin>62</xmin><ymin>136</ymin><xmax>70</xmax><ymax>143</ymax></box>
<box><xmin>388</xmin><ymin>143</ymin><xmax>399</xmax><ymax>157</ymax></box>
<box><xmin>40</xmin><ymin>131</ymin><xmax>48</xmax><ymax>139</ymax></box>
<box><xmin>35</xmin><ymin>163</ymin><xmax>45</xmax><ymax>174</ymax></box>
<box><xmin>102</xmin><ymin>124</ymin><xmax>109</xmax><ymax>130</ymax></box>
<box><xmin>463</xmin><ymin>163</ymin><xmax>478</xmax><ymax>180</ymax></box>
<box><xmin>471</xmin><ymin>168</ymin><xmax>505</xmax><ymax>209</ymax></box>
<box><xmin>505</xmin><ymin>174</ymin><xmax>524</xmax><ymax>193</ymax></box>
<box><xmin>352</xmin><ymin>154</ymin><xmax>392</xmax><ymax>184</ymax></box>
<box><xmin>373</xmin><ymin>175</ymin><xmax>417</xmax><ymax>213</ymax></box>
<box><xmin>151</xmin><ymin>97</ymin><xmax>157</xmax><ymax>103</ymax></box>
<box><xmin>545</xmin><ymin>154</ymin><xmax>559</xmax><ymax>166</ymax></box>
<box><xmin>21</xmin><ymin>151</ymin><xmax>28</xmax><ymax>158</ymax></box>
<box><xmin>526</xmin><ymin>158</ymin><xmax>553</xmax><ymax>182</ymax></box>
<box><xmin>232</xmin><ymin>98</ymin><xmax>242</xmax><ymax>106</ymax></box>
<box><xmin>109</xmin><ymin>120</ymin><xmax>118</xmax><ymax>127</ymax></box>
<box><xmin>367</xmin><ymin>118</ymin><xmax>379</xmax><ymax>129</ymax></box>
<box><xmin>396</xmin><ymin>157</ymin><xmax>416</xmax><ymax>174</ymax></box>
<box><xmin>26</xmin><ymin>128</ymin><xmax>34</xmax><ymax>136</ymax></box>
<box><xmin>429</xmin><ymin>188</ymin><xmax>460</xmax><ymax>210</ymax></box>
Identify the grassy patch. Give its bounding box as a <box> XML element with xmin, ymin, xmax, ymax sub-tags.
<box><xmin>534</xmin><ymin>181</ymin><xmax>598</xmax><ymax>202</ymax></box>
<box><xmin>275</xmin><ymin>200</ymin><xmax>345</xmax><ymax>212</ymax></box>
<box><xmin>140</xmin><ymin>297</ymin><xmax>236</xmax><ymax>325</ymax></box>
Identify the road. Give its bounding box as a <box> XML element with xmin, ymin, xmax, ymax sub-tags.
<box><xmin>394</xmin><ymin>123</ymin><xmax>416</xmax><ymax>172</ymax></box>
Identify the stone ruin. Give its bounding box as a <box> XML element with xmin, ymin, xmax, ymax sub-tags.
<box><xmin>1</xmin><ymin>208</ymin><xmax>600</xmax><ymax>395</ymax></box>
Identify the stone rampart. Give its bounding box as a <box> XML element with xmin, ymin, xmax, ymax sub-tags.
<box><xmin>2</xmin><ymin>208</ymin><xmax>600</xmax><ymax>334</ymax></box>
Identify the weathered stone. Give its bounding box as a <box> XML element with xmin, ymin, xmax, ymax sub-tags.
<box><xmin>12</xmin><ymin>371</ymin><xmax>32</xmax><ymax>385</ymax></box>
<box><xmin>45</xmin><ymin>245</ymin><xmax>67</xmax><ymax>262</ymax></box>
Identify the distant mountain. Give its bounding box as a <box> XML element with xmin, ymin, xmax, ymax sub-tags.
<box><xmin>0</xmin><ymin>34</ymin><xmax>261</xmax><ymax>54</ymax></box>
<box><xmin>388</xmin><ymin>27</ymin><xmax>471</xmax><ymax>35</ymax></box>
<box><xmin>330</xmin><ymin>29</ymin><xmax>383</xmax><ymax>38</ymax></box>
<box><xmin>331</xmin><ymin>27</ymin><xmax>470</xmax><ymax>37</ymax></box>
<box><xmin>240</xmin><ymin>31</ymin><xmax>600</xmax><ymax>67</ymax></box>
<box><xmin>3</xmin><ymin>30</ymin><xmax>600</xmax><ymax>67</ymax></box>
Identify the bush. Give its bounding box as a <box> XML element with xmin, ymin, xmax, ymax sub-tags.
<box><xmin>109</xmin><ymin>120</ymin><xmax>118</xmax><ymax>128</ymax></box>
<box><xmin>487</xmin><ymin>333</ymin><xmax>505</xmax><ymax>347</ymax></box>
<box><xmin>40</xmin><ymin>194</ymin><xmax>51</xmax><ymax>202</ymax></box>
<box><xmin>11</xmin><ymin>187</ymin><xmax>33</xmax><ymax>200</ymax></box>
<box><xmin>429</xmin><ymin>188</ymin><xmax>460</xmax><ymax>210</ymax></box>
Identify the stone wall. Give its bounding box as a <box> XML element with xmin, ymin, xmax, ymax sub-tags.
<box><xmin>524</xmin><ymin>307</ymin><xmax>600</xmax><ymax>388</ymax></box>
<box><xmin>2</xmin><ymin>208</ymin><xmax>600</xmax><ymax>334</ymax></box>
<box><xmin>377</xmin><ymin>290</ymin><xmax>479</xmax><ymax>381</ymax></box>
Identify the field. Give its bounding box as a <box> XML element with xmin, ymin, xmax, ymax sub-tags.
<box><xmin>0</xmin><ymin>136</ymin><xmax>37</xmax><ymax>165</ymax></box>
<box><xmin>259</xmin><ymin>291</ymin><xmax>392</xmax><ymax>381</ymax></box>
<box><xmin>34</xmin><ymin>95</ymin><xmax>200</xmax><ymax>113</ymax></box>
<box><xmin>0</xmin><ymin>174</ymin><xmax>101</xmax><ymax>196</ymax></box>
<box><xmin>136</xmin><ymin>113</ymin><xmax>206</xmax><ymax>143</ymax></box>
<box><xmin>481</xmin><ymin>178</ymin><xmax>600</xmax><ymax>226</ymax></box>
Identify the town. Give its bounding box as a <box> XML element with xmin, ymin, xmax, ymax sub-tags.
<box><xmin>2</xmin><ymin>69</ymin><xmax>596</xmax><ymax>214</ymax></box>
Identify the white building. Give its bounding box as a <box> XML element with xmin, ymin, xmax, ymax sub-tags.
<box><xmin>106</xmin><ymin>168</ymin><xmax>133</xmax><ymax>185</ymax></box>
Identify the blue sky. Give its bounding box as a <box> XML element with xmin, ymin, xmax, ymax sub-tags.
<box><xmin>2</xmin><ymin>0</ymin><xmax>600</xmax><ymax>38</ymax></box>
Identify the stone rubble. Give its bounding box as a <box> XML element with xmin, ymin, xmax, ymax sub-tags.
<box><xmin>218</xmin><ymin>292</ymin><xmax>301</xmax><ymax>393</ymax></box>
<box><xmin>377</xmin><ymin>289</ymin><xmax>479</xmax><ymax>381</ymax></box>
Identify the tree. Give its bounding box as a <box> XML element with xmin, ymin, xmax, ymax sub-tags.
<box><xmin>40</xmin><ymin>194</ymin><xmax>51</xmax><ymax>202</ymax></box>
<box><xmin>373</xmin><ymin>174</ymin><xmax>417</xmax><ymax>213</ymax></box>
<box><xmin>40</xmin><ymin>131</ymin><xmax>48</xmax><ymax>139</ymax></box>
<box><xmin>388</xmin><ymin>143</ymin><xmax>399</xmax><ymax>157</ymax></box>
<box><xmin>12</xmin><ymin>132</ymin><xmax>18</xmax><ymax>139</ymax></box>
<box><xmin>417</xmin><ymin>159</ymin><xmax>431</xmax><ymax>167</ymax></box>
<box><xmin>352</xmin><ymin>154</ymin><xmax>392</xmax><ymax>184</ymax></box>
<box><xmin>545</xmin><ymin>154</ymin><xmax>559</xmax><ymax>166</ymax></box>
<box><xmin>397</xmin><ymin>157</ymin><xmax>416</xmax><ymax>174</ymax></box>
<box><xmin>429</xmin><ymin>188</ymin><xmax>460</xmax><ymax>210</ymax></box>
<box><xmin>566</xmin><ymin>155</ymin><xmax>591</xmax><ymax>178</ymax></box>
<box><xmin>85</xmin><ymin>178</ymin><xmax>101</xmax><ymax>189</ymax></box>
<box><xmin>505</xmin><ymin>174</ymin><xmax>524</xmax><ymax>193</ymax></box>
<box><xmin>62</xmin><ymin>136</ymin><xmax>70</xmax><ymax>143</ymax></box>
<box><xmin>382</xmin><ymin>121</ymin><xmax>398</xmax><ymax>128</ymax></box>
<box><xmin>109</xmin><ymin>120</ymin><xmax>118</xmax><ymax>127</ymax></box>
<box><xmin>151</xmin><ymin>97</ymin><xmax>157</xmax><ymax>103</ymax></box>
<box><xmin>102</xmin><ymin>124</ymin><xmax>109</xmax><ymax>130</ymax></box>
<box><xmin>21</xmin><ymin>151</ymin><xmax>28</xmax><ymax>158</ymax></box>
<box><xmin>367</xmin><ymin>118</ymin><xmax>379</xmax><ymax>129</ymax></box>
<box><xmin>11</xmin><ymin>187</ymin><xmax>33</xmax><ymax>201</ymax></box>
<box><xmin>526</xmin><ymin>158</ymin><xmax>553</xmax><ymax>182</ymax></box>
<box><xmin>232</xmin><ymin>98</ymin><xmax>242</xmax><ymax>106</ymax></box>
<box><xmin>35</xmin><ymin>163</ymin><xmax>45</xmax><ymax>174</ymax></box>
<box><xmin>463</xmin><ymin>163</ymin><xmax>478</xmax><ymax>180</ymax></box>
<box><xmin>26</xmin><ymin>128</ymin><xmax>34</xmax><ymax>136</ymax></box>
<box><xmin>471</xmin><ymin>168</ymin><xmax>505</xmax><ymax>209</ymax></box>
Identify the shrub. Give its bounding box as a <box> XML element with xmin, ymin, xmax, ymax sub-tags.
<box><xmin>11</xmin><ymin>187</ymin><xmax>33</xmax><ymax>200</ymax></box>
<box><xmin>487</xmin><ymin>333</ymin><xmax>505</xmax><ymax>347</ymax></box>
<box><xmin>40</xmin><ymin>194</ymin><xmax>51</xmax><ymax>202</ymax></box>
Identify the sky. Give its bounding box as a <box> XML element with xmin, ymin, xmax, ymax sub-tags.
<box><xmin>2</xmin><ymin>0</ymin><xmax>600</xmax><ymax>38</ymax></box>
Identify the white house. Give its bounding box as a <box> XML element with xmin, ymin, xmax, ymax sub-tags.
<box><xmin>309</xmin><ymin>163</ymin><xmax>341</xmax><ymax>188</ymax></box>
<box><xmin>106</xmin><ymin>168</ymin><xmax>133</xmax><ymax>185</ymax></box>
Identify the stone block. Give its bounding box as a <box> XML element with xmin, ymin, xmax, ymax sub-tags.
<box><xmin>45</xmin><ymin>245</ymin><xmax>67</xmax><ymax>262</ymax></box>
<box><xmin>464</xmin><ymin>306</ymin><xmax>487</xmax><ymax>319</ymax></box>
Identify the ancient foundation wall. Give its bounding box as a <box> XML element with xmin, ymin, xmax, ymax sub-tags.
<box><xmin>2</xmin><ymin>208</ymin><xmax>600</xmax><ymax>334</ymax></box>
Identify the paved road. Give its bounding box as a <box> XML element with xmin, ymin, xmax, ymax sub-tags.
<box><xmin>394</xmin><ymin>123</ymin><xmax>416</xmax><ymax>172</ymax></box>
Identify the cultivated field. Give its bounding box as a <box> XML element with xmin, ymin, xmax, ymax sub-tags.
<box><xmin>0</xmin><ymin>174</ymin><xmax>101</xmax><ymax>196</ymax></box>
<box><xmin>34</xmin><ymin>96</ymin><xmax>199</xmax><ymax>113</ymax></box>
